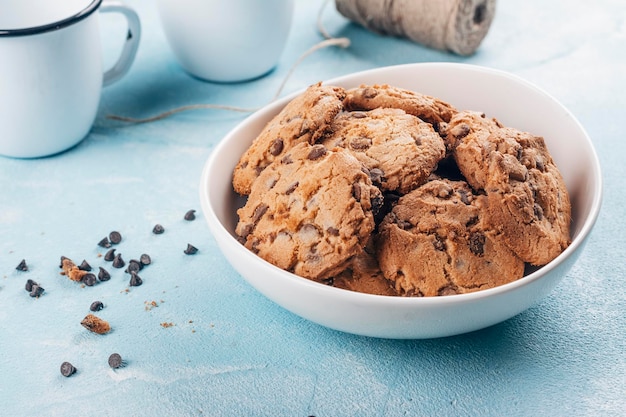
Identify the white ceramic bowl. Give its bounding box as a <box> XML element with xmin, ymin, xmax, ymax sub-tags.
<box><xmin>199</xmin><ymin>63</ymin><xmax>602</xmax><ymax>339</ymax></box>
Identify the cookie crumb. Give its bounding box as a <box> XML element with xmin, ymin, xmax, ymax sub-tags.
<box><xmin>81</xmin><ymin>314</ymin><xmax>111</xmax><ymax>334</ymax></box>
<box><xmin>160</xmin><ymin>322</ymin><xmax>174</xmax><ymax>328</ymax></box>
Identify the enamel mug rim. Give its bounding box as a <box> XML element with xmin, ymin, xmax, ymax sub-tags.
<box><xmin>0</xmin><ymin>0</ymin><xmax>102</xmax><ymax>36</ymax></box>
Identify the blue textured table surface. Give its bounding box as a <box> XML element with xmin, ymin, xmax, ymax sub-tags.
<box><xmin>1</xmin><ymin>1</ymin><xmax>625</xmax><ymax>416</ymax></box>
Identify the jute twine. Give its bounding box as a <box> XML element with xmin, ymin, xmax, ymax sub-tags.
<box><xmin>108</xmin><ymin>0</ymin><xmax>495</xmax><ymax>124</ymax></box>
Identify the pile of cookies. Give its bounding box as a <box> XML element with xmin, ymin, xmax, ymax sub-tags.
<box><xmin>232</xmin><ymin>82</ymin><xmax>571</xmax><ymax>297</ymax></box>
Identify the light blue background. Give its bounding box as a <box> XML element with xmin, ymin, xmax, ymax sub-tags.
<box><xmin>1</xmin><ymin>1</ymin><xmax>624</xmax><ymax>416</ymax></box>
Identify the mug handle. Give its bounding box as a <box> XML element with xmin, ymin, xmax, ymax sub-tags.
<box><xmin>101</xmin><ymin>0</ymin><xmax>141</xmax><ymax>87</ymax></box>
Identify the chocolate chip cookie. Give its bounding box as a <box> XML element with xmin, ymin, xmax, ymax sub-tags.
<box><xmin>233</xmin><ymin>82</ymin><xmax>346</xmax><ymax>195</ymax></box>
<box><xmin>235</xmin><ymin>143</ymin><xmax>383</xmax><ymax>281</ymax></box>
<box><xmin>343</xmin><ymin>84</ymin><xmax>457</xmax><ymax>129</ymax></box>
<box><xmin>331</xmin><ymin>243</ymin><xmax>399</xmax><ymax>296</ymax></box>
<box><xmin>376</xmin><ymin>179</ymin><xmax>524</xmax><ymax>296</ymax></box>
<box><xmin>320</xmin><ymin>108</ymin><xmax>446</xmax><ymax>194</ymax></box>
<box><xmin>446</xmin><ymin>111</ymin><xmax>571</xmax><ymax>265</ymax></box>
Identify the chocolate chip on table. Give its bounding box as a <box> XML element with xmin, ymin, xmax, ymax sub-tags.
<box><xmin>125</xmin><ymin>260</ymin><xmax>141</xmax><ymax>274</ymax></box>
<box><xmin>29</xmin><ymin>284</ymin><xmax>45</xmax><ymax>298</ymax></box>
<box><xmin>60</xmin><ymin>361</ymin><xmax>77</xmax><ymax>377</ymax></box>
<box><xmin>98</xmin><ymin>237</ymin><xmax>111</xmax><ymax>248</ymax></box>
<box><xmin>129</xmin><ymin>271</ymin><xmax>142</xmax><ymax>287</ymax></box>
<box><xmin>184</xmin><ymin>209</ymin><xmax>196</xmax><ymax>221</ymax></box>
<box><xmin>15</xmin><ymin>259</ymin><xmax>28</xmax><ymax>272</ymax></box>
<box><xmin>112</xmin><ymin>253</ymin><xmax>125</xmax><ymax>269</ymax></box>
<box><xmin>184</xmin><ymin>244</ymin><xmax>198</xmax><ymax>255</ymax></box>
<box><xmin>109</xmin><ymin>231</ymin><xmax>122</xmax><ymax>244</ymax></box>
<box><xmin>98</xmin><ymin>267</ymin><xmax>111</xmax><ymax>282</ymax></box>
<box><xmin>108</xmin><ymin>353</ymin><xmax>124</xmax><ymax>369</ymax></box>
<box><xmin>25</xmin><ymin>279</ymin><xmax>37</xmax><ymax>292</ymax></box>
<box><xmin>152</xmin><ymin>224</ymin><xmax>165</xmax><ymax>234</ymax></box>
<box><xmin>83</xmin><ymin>273</ymin><xmax>97</xmax><ymax>287</ymax></box>
<box><xmin>78</xmin><ymin>260</ymin><xmax>92</xmax><ymax>271</ymax></box>
<box><xmin>104</xmin><ymin>249</ymin><xmax>116</xmax><ymax>262</ymax></box>
<box><xmin>90</xmin><ymin>301</ymin><xmax>104</xmax><ymax>312</ymax></box>
<box><xmin>139</xmin><ymin>254</ymin><xmax>151</xmax><ymax>266</ymax></box>
<box><xmin>59</xmin><ymin>256</ymin><xmax>69</xmax><ymax>268</ymax></box>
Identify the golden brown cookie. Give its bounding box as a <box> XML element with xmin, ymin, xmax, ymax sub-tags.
<box><xmin>447</xmin><ymin>111</ymin><xmax>571</xmax><ymax>265</ymax></box>
<box><xmin>320</xmin><ymin>108</ymin><xmax>446</xmax><ymax>194</ymax></box>
<box><xmin>235</xmin><ymin>143</ymin><xmax>383</xmax><ymax>281</ymax></box>
<box><xmin>232</xmin><ymin>82</ymin><xmax>346</xmax><ymax>195</ymax></box>
<box><xmin>343</xmin><ymin>84</ymin><xmax>457</xmax><ymax>129</ymax></box>
<box><xmin>376</xmin><ymin>179</ymin><xmax>524</xmax><ymax>296</ymax></box>
<box><xmin>331</xmin><ymin>245</ymin><xmax>399</xmax><ymax>296</ymax></box>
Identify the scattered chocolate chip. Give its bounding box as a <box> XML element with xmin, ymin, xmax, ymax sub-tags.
<box><xmin>139</xmin><ymin>254</ymin><xmax>151</xmax><ymax>266</ymax></box>
<box><xmin>98</xmin><ymin>267</ymin><xmax>111</xmax><ymax>282</ymax></box>
<box><xmin>184</xmin><ymin>244</ymin><xmax>198</xmax><ymax>255</ymax></box>
<box><xmin>280</xmin><ymin>154</ymin><xmax>293</xmax><ymax>164</ymax></box>
<box><xmin>125</xmin><ymin>260</ymin><xmax>141</xmax><ymax>274</ymax></box>
<box><xmin>108</xmin><ymin>353</ymin><xmax>123</xmax><ymax>369</ymax></box>
<box><xmin>129</xmin><ymin>271</ymin><xmax>142</xmax><ymax>287</ymax></box>
<box><xmin>268</xmin><ymin>138</ymin><xmax>284</xmax><ymax>156</ymax></box>
<box><xmin>534</xmin><ymin>203</ymin><xmax>544</xmax><ymax>220</ymax></box>
<box><xmin>251</xmin><ymin>204</ymin><xmax>268</xmax><ymax>223</ymax></box>
<box><xmin>438</xmin><ymin>286</ymin><xmax>458</xmax><ymax>296</ymax></box>
<box><xmin>327</xmin><ymin>227</ymin><xmax>340</xmax><ymax>236</ymax></box>
<box><xmin>78</xmin><ymin>260</ymin><xmax>92</xmax><ymax>271</ymax></box>
<box><xmin>104</xmin><ymin>249</ymin><xmax>116</xmax><ymax>262</ymax></box>
<box><xmin>307</xmin><ymin>145</ymin><xmax>327</xmax><ymax>160</ymax></box>
<box><xmin>469</xmin><ymin>233</ymin><xmax>486</xmax><ymax>256</ymax></box>
<box><xmin>109</xmin><ymin>231</ymin><xmax>122</xmax><ymax>244</ymax></box>
<box><xmin>152</xmin><ymin>224</ymin><xmax>165</xmax><ymax>234</ymax></box>
<box><xmin>369</xmin><ymin>168</ymin><xmax>384</xmax><ymax>185</ymax></box>
<box><xmin>433</xmin><ymin>236</ymin><xmax>446</xmax><ymax>251</ymax></box>
<box><xmin>285</xmin><ymin>181</ymin><xmax>299</xmax><ymax>195</ymax></box>
<box><xmin>371</xmin><ymin>194</ymin><xmax>384</xmax><ymax>216</ymax></box>
<box><xmin>112</xmin><ymin>253</ymin><xmax>125</xmax><ymax>269</ymax></box>
<box><xmin>16</xmin><ymin>259</ymin><xmax>28</xmax><ymax>272</ymax></box>
<box><xmin>351</xmin><ymin>111</ymin><xmax>367</xmax><ymax>118</ymax></box>
<box><xmin>352</xmin><ymin>183</ymin><xmax>362</xmax><ymax>202</ymax></box>
<box><xmin>450</xmin><ymin>123</ymin><xmax>471</xmax><ymax>140</ymax></box>
<box><xmin>83</xmin><ymin>273</ymin><xmax>97</xmax><ymax>287</ymax></box>
<box><xmin>98</xmin><ymin>237</ymin><xmax>111</xmax><ymax>248</ymax></box>
<box><xmin>29</xmin><ymin>284</ymin><xmax>44</xmax><ymax>298</ymax></box>
<box><xmin>458</xmin><ymin>189</ymin><xmax>472</xmax><ymax>205</ymax></box>
<box><xmin>349</xmin><ymin>136</ymin><xmax>372</xmax><ymax>150</ymax></box>
<box><xmin>60</xmin><ymin>362</ymin><xmax>77</xmax><ymax>377</ymax></box>
<box><xmin>90</xmin><ymin>301</ymin><xmax>104</xmax><ymax>312</ymax></box>
<box><xmin>25</xmin><ymin>279</ymin><xmax>37</xmax><ymax>292</ymax></box>
<box><xmin>59</xmin><ymin>256</ymin><xmax>70</xmax><ymax>268</ymax></box>
<box><xmin>184</xmin><ymin>210</ymin><xmax>196</xmax><ymax>221</ymax></box>
<box><xmin>362</xmin><ymin>87</ymin><xmax>378</xmax><ymax>99</ymax></box>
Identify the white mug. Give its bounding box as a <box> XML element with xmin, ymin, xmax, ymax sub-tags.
<box><xmin>0</xmin><ymin>0</ymin><xmax>141</xmax><ymax>158</ymax></box>
<box><xmin>156</xmin><ymin>0</ymin><xmax>294</xmax><ymax>83</ymax></box>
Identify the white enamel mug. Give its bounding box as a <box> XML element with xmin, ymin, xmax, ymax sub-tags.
<box><xmin>156</xmin><ymin>0</ymin><xmax>294</xmax><ymax>82</ymax></box>
<box><xmin>0</xmin><ymin>0</ymin><xmax>141</xmax><ymax>158</ymax></box>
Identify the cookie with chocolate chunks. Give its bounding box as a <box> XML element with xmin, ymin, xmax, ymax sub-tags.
<box><xmin>376</xmin><ymin>179</ymin><xmax>524</xmax><ymax>296</ymax></box>
<box><xmin>321</xmin><ymin>108</ymin><xmax>446</xmax><ymax>194</ymax></box>
<box><xmin>232</xmin><ymin>82</ymin><xmax>346</xmax><ymax>195</ymax></box>
<box><xmin>446</xmin><ymin>110</ymin><xmax>571</xmax><ymax>265</ymax></box>
<box><xmin>235</xmin><ymin>143</ymin><xmax>382</xmax><ymax>281</ymax></box>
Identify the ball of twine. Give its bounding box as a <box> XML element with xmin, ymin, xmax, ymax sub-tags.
<box><xmin>335</xmin><ymin>0</ymin><xmax>496</xmax><ymax>55</ymax></box>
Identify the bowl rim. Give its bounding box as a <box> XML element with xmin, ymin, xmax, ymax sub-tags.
<box><xmin>200</xmin><ymin>62</ymin><xmax>603</xmax><ymax>307</ymax></box>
